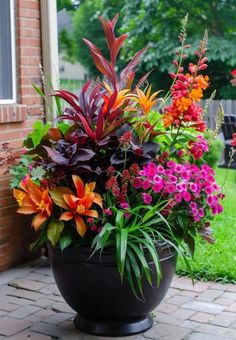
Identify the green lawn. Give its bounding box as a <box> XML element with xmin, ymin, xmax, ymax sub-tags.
<box><xmin>176</xmin><ymin>168</ymin><xmax>236</xmax><ymax>283</ymax></box>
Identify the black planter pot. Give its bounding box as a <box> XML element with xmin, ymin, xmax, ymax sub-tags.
<box><xmin>47</xmin><ymin>243</ymin><xmax>177</xmax><ymax>337</ymax></box>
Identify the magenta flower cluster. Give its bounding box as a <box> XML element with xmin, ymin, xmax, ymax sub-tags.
<box><xmin>188</xmin><ymin>135</ymin><xmax>209</xmax><ymax>160</ymax></box>
<box><xmin>134</xmin><ymin>161</ymin><xmax>223</xmax><ymax>223</ymax></box>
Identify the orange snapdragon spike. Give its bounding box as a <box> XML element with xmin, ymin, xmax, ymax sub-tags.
<box><xmin>50</xmin><ymin>175</ymin><xmax>103</xmax><ymax>237</ymax></box>
<box><xmin>13</xmin><ymin>177</ymin><xmax>53</xmax><ymax>230</ymax></box>
<box><xmin>133</xmin><ymin>86</ymin><xmax>161</xmax><ymax>115</ymax></box>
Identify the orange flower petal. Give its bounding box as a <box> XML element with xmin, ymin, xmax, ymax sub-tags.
<box><xmin>72</xmin><ymin>175</ymin><xmax>84</xmax><ymax>198</ymax></box>
<box><xmin>63</xmin><ymin>194</ymin><xmax>79</xmax><ymax>210</ymax></box>
<box><xmin>84</xmin><ymin>182</ymin><xmax>96</xmax><ymax>195</ymax></box>
<box><xmin>94</xmin><ymin>193</ymin><xmax>103</xmax><ymax>208</ymax></box>
<box><xmin>19</xmin><ymin>176</ymin><xmax>30</xmax><ymax>192</ymax></box>
<box><xmin>27</xmin><ymin>180</ymin><xmax>44</xmax><ymax>204</ymax></box>
<box><xmin>59</xmin><ymin>211</ymin><xmax>73</xmax><ymax>221</ymax></box>
<box><xmin>32</xmin><ymin>212</ymin><xmax>47</xmax><ymax>230</ymax></box>
<box><xmin>75</xmin><ymin>216</ymin><xmax>87</xmax><ymax>237</ymax></box>
<box><xmin>17</xmin><ymin>206</ymin><xmax>37</xmax><ymax>214</ymax></box>
<box><xmin>84</xmin><ymin>209</ymin><xmax>98</xmax><ymax>218</ymax></box>
<box><xmin>79</xmin><ymin>193</ymin><xmax>95</xmax><ymax>210</ymax></box>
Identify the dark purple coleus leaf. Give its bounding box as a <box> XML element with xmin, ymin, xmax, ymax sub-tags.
<box><xmin>43</xmin><ymin>146</ymin><xmax>69</xmax><ymax>166</ymax></box>
<box><xmin>70</xmin><ymin>148</ymin><xmax>95</xmax><ymax>165</ymax></box>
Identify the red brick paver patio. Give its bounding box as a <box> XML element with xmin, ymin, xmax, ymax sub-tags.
<box><xmin>0</xmin><ymin>258</ymin><xmax>236</xmax><ymax>339</ymax></box>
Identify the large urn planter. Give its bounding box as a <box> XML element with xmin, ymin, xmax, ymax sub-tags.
<box><xmin>47</xmin><ymin>243</ymin><xmax>177</xmax><ymax>337</ymax></box>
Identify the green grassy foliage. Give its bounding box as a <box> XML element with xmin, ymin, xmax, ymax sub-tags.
<box><xmin>176</xmin><ymin>168</ymin><xmax>236</xmax><ymax>283</ymax></box>
<box><xmin>59</xmin><ymin>79</ymin><xmax>84</xmax><ymax>93</ymax></box>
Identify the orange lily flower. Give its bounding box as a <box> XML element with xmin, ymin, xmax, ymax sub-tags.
<box><xmin>133</xmin><ymin>85</ymin><xmax>162</xmax><ymax>115</ymax></box>
<box><xmin>50</xmin><ymin>175</ymin><xmax>102</xmax><ymax>237</ymax></box>
<box><xmin>13</xmin><ymin>177</ymin><xmax>53</xmax><ymax>230</ymax></box>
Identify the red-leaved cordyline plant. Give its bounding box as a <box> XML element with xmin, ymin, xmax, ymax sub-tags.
<box><xmin>11</xmin><ymin>14</ymin><xmax>224</xmax><ymax>296</ymax></box>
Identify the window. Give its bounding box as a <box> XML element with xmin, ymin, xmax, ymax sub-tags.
<box><xmin>0</xmin><ymin>0</ymin><xmax>16</xmax><ymax>104</ymax></box>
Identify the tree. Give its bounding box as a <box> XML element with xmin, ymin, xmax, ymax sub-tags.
<box><xmin>59</xmin><ymin>0</ymin><xmax>236</xmax><ymax>98</ymax></box>
<box><xmin>57</xmin><ymin>0</ymin><xmax>79</xmax><ymax>11</ymax></box>
<box><xmin>72</xmin><ymin>0</ymin><xmax>125</xmax><ymax>76</ymax></box>
<box><xmin>120</xmin><ymin>0</ymin><xmax>236</xmax><ymax>98</ymax></box>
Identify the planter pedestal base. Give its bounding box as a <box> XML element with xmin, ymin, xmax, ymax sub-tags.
<box><xmin>74</xmin><ymin>314</ymin><xmax>153</xmax><ymax>336</ymax></box>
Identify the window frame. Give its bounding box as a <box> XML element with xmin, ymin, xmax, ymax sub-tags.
<box><xmin>0</xmin><ymin>0</ymin><xmax>16</xmax><ymax>105</ymax></box>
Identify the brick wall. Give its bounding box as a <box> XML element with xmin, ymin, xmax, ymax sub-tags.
<box><xmin>0</xmin><ymin>0</ymin><xmax>44</xmax><ymax>271</ymax></box>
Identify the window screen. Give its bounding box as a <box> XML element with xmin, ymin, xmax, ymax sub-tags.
<box><xmin>0</xmin><ymin>0</ymin><xmax>15</xmax><ymax>102</ymax></box>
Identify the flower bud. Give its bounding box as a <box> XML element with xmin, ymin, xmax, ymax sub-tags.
<box><xmin>199</xmin><ymin>57</ymin><xmax>208</xmax><ymax>65</ymax></box>
<box><xmin>169</xmin><ymin>72</ymin><xmax>176</xmax><ymax>79</ymax></box>
<box><xmin>172</xmin><ymin>60</ymin><xmax>178</xmax><ymax>67</ymax></box>
<box><xmin>198</xmin><ymin>64</ymin><xmax>207</xmax><ymax>71</ymax></box>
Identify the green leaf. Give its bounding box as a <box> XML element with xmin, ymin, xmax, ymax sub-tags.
<box><xmin>59</xmin><ymin>233</ymin><xmax>72</xmax><ymax>251</ymax></box>
<box><xmin>125</xmin><ymin>256</ymin><xmax>140</xmax><ymax>300</ymax></box>
<box><xmin>24</xmin><ymin>120</ymin><xmax>52</xmax><ymax>148</ymax></box>
<box><xmin>57</xmin><ymin>122</ymin><xmax>71</xmax><ymax>134</ymax></box>
<box><xmin>91</xmin><ymin>223</ymin><xmax>115</xmax><ymax>252</ymax></box>
<box><xmin>116</xmin><ymin>228</ymin><xmax>128</xmax><ymax>281</ymax></box>
<box><xmin>178</xmin><ymin>214</ymin><xmax>189</xmax><ymax>232</ymax></box>
<box><xmin>115</xmin><ymin>210</ymin><xmax>124</xmax><ymax>227</ymax></box>
<box><xmin>126</xmin><ymin>248</ymin><xmax>143</xmax><ymax>297</ymax></box>
<box><xmin>30</xmin><ymin>233</ymin><xmax>48</xmax><ymax>252</ymax></box>
<box><xmin>47</xmin><ymin>220</ymin><xmax>64</xmax><ymax>247</ymax></box>
<box><xmin>32</xmin><ymin>83</ymin><xmax>47</xmax><ymax>101</ymax></box>
<box><xmin>54</xmin><ymin>95</ymin><xmax>62</xmax><ymax>116</ymax></box>
<box><xmin>31</xmin><ymin>166</ymin><xmax>46</xmax><ymax>180</ymax></box>
<box><xmin>129</xmin><ymin>243</ymin><xmax>152</xmax><ymax>285</ymax></box>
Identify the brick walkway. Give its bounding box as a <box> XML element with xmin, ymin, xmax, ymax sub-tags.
<box><xmin>0</xmin><ymin>258</ymin><xmax>236</xmax><ymax>339</ymax></box>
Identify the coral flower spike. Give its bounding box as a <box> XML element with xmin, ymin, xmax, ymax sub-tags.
<box><xmin>58</xmin><ymin>175</ymin><xmax>103</xmax><ymax>237</ymax></box>
<box><xmin>13</xmin><ymin>177</ymin><xmax>53</xmax><ymax>230</ymax></box>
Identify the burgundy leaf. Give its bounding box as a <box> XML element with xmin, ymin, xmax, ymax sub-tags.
<box><xmin>55</xmin><ymin>89</ymin><xmax>79</xmax><ymax>100</ymax></box>
<box><xmin>108</xmin><ymin>109</ymin><xmax>123</xmax><ymax>121</ymax></box>
<box><xmin>83</xmin><ymin>39</ymin><xmax>117</xmax><ymax>87</ymax></box>
<box><xmin>120</xmin><ymin>48</ymin><xmax>147</xmax><ymax>85</ymax></box>
<box><xmin>54</xmin><ymin>90</ymin><xmax>82</xmax><ymax>113</ymax></box>
<box><xmin>83</xmin><ymin>39</ymin><xmax>111</xmax><ymax>77</ymax></box>
<box><xmin>110</xmin><ymin>14</ymin><xmax>119</xmax><ymax>30</ymax></box>
<box><xmin>96</xmin><ymin>109</ymin><xmax>104</xmax><ymax>141</ymax></box>
<box><xmin>111</xmin><ymin>34</ymin><xmax>127</xmax><ymax>66</ymax></box>
<box><xmin>99</xmin><ymin>16</ymin><xmax>116</xmax><ymax>50</ymax></box>
<box><xmin>75</xmin><ymin>113</ymin><xmax>96</xmax><ymax>140</ymax></box>
<box><xmin>136</xmin><ymin>69</ymin><xmax>153</xmax><ymax>89</ymax></box>
<box><xmin>107</xmin><ymin>91</ymin><xmax>118</xmax><ymax>113</ymax></box>
<box><xmin>125</xmin><ymin>71</ymin><xmax>135</xmax><ymax>89</ymax></box>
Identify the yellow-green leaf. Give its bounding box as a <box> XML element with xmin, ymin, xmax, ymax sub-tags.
<box><xmin>47</xmin><ymin>220</ymin><xmax>64</xmax><ymax>246</ymax></box>
<box><xmin>49</xmin><ymin>187</ymin><xmax>73</xmax><ymax>209</ymax></box>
